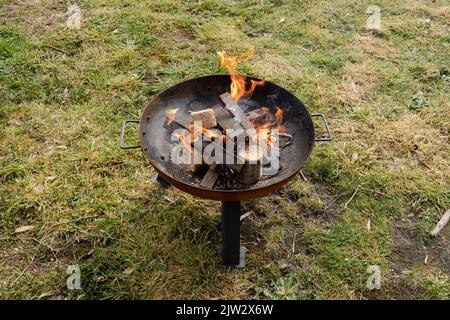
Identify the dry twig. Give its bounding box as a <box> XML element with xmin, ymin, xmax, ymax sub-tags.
<box><xmin>344</xmin><ymin>186</ymin><xmax>360</xmax><ymax>209</ymax></box>
<box><xmin>430</xmin><ymin>209</ymin><xmax>450</xmax><ymax>237</ymax></box>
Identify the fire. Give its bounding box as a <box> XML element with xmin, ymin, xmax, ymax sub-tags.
<box><xmin>275</xmin><ymin>107</ymin><xmax>286</xmax><ymax>132</ymax></box>
<box><xmin>253</xmin><ymin>107</ymin><xmax>285</xmax><ymax>132</ymax></box>
<box><xmin>217</xmin><ymin>47</ymin><xmax>265</xmax><ymax>101</ymax></box>
<box><xmin>166</xmin><ymin>108</ymin><xmax>179</xmax><ymax>126</ymax></box>
<box><xmin>189</xmin><ymin>123</ymin><xmax>218</xmax><ymax>141</ymax></box>
<box><xmin>257</xmin><ymin>128</ymin><xmax>272</xmax><ymax>147</ymax></box>
<box><xmin>255</xmin><ymin>107</ymin><xmax>286</xmax><ymax>146</ymax></box>
<box><xmin>178</xmin><ymin>133</ymin><xmax>193</xmax><ymax>154</ymax></box>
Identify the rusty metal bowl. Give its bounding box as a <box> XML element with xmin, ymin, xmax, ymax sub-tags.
<box><xmin>121</xmin><ymin>75</ymin><xmax>331</xmax><ymax>201</ymax></box>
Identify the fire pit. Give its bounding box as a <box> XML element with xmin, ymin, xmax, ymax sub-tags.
<box><xmin>120</xmin><ymin>51</ymin><xmax>331</xmax><ymax>267</ymax></box>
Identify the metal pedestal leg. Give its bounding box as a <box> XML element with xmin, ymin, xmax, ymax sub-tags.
<box><xmin>152</xmin><ymin>174</ymin><xmax>171</xmax><ymax>188</ymax></box>
<box><xmin>220</xmin><ymin>201</ymin><xmax>245</xmax><ymax>268</ymax></box>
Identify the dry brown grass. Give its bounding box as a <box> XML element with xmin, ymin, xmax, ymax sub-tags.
<box><xmin>339</xmin><ymin>61</ymin><xmax>376</xmax><ymax>102</ymax></box>
<box><xmin>1</xmin><ymin>0</ymin><xmax>448</xmax><ymax>300</ymax></box>
<box><xmin>1</xmin><ymin>0</ymin><xmax>67</xmax><ymax>36</ymax></box>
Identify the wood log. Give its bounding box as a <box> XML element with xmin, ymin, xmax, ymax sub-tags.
<box><xmin>219</xmin><ymin>93</ymin><xmax>269</xmax><ymax>170</ymax></box>
<box><xmin>187</xmin><ymin>139</ymin><xmax>206</xmax><ymax>173</ymax></box>
<box><xmin>237</xmin><ymin>147</ymin><xmax>262</xmax><ymax>184</ymax></box>
<box><xmin>200</xmin><ymin>166</ymin><xmax>222</xmax><ymax>188</ymax></box>
<box><xmin>245</xmin><ymin>108</ymin><xmax>271</xmax><ymax>126</ymax></box>
<box><xmin>220</xmin><ymin>92</ymin><xmax>254</xmax><ymax>130</ymax></box>
<box><xmin>212</xmin><ymin>104</ymin><xmax>242</xmax><ymax>131</ymax></box>
<box><xmin>210</xmin><ymin>103</ymin><xmax>246</xmax><ymax>172</ymax></box>
<box><xmin>191</xmin><ymin>108</ymin><xmax>217</xmax><ymax>129</ymax></box>
<box><xmin>166</xmin><ymin>108</ymin><xmax>192</xmax><ymax>129</ymax></box>
<box><xmin>202</xmin><ymin>139</ymin><xmax>244</xmax><ymax>173</ymax></box>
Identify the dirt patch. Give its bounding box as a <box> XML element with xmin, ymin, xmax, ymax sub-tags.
<box><xmin>363</xmin><ymin>277</ymin><xmax>425</xmax><ymax>300</ymax></box>
<box><xmin>240</xmin><ymin>177</ymin><xmax>341</xmax><ymax>261</ymax></box>
<box><xmin>390</xmin><ymin>221</ymin><xmax>449</xmax><ymax>275</ymax></box>
<box><xmin>363</xmin><ymin>220</ymin><xmax>449</xmax><ymax>299</ymax></box>
<box><xmin>1</xmin><ymin>0</ymin><xmax>68</xmax><ymax>36</ymax></box>
<box><xmin>240</xmin><ymin>213</ymin><xmax>267</xmax><ymax>252</ymax></box>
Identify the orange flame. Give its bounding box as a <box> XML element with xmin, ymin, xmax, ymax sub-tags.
<box><xmin>178</xmin><ymin>134</ymin><xmax>193</xmax><ymax>154</ymax></box>
<box><xmin>254</xmin><ymin>106</ymin><xmax>286</xmax><ymax>146</ymax></box>
<box><xmin>275</xmin><ymin>107</ymin><xmax>286</xmax><ymax>132</ymax></box>
<box><xmin>257</xmin><ymin>128</ymin><xmax>272</xmax><ymax>147</ymax></box>
<box><xmin>189</xmin><ymin>123</ymin><xmax>218</xmax><ymax>141</ymax></box>
<box><xmin>217</xmin><ymin>47</ymin><xmax>265</xmax><ymax>101</ymax></box>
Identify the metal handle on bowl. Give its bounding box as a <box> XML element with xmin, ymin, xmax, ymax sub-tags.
<box><xmin>311</xmin><ymin>113</ymin><xmax>332</xmax><ymax>142</ymax></box>
<box><xmin>120</xmin><ymin>120</ymin><xmax>140</xmax><ymax>149</ymax></box>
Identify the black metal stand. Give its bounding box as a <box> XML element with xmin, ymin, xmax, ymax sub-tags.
<box><xmin>152</xmin><ymin>173</ymin><xmax>246</xmax><ymax>268</ymax></box>
<box><xmin>220</xmin><ymin>201</ymin><xmax>245</xmax><ymax>268</ymax></box>
<box><xmin>152</xmin><ymin>174</ymin><xmax>171</xmax><ymax>188</ymax></box>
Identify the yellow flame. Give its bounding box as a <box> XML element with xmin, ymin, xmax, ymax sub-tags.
<box><xmin>217</xmin><ymin>47</ymin><xmax>264</xmax><ymax>101</ymax></box>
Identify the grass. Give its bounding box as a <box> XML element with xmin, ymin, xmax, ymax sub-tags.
<box><xmin>0</xmin><ymin>0</ymin><xmax>449</xmax><ymax>299</ymax></box>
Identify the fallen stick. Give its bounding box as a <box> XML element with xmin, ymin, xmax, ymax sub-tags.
<box><xmin>240</xmin><ymin>211</ymin><xmax>253</xmax><ymax>221</ymax></box>
<box><xmin>430</xmin><ymin>209</ymin><xmax>450</xmax><ymax>237</ymax></box>
<box><xmin>10</xmin><ymin>244</ymin><xmax>41</xmax><ymax>287</ymax></box>
<box><xmin>50</xmin><ymin>215</ymin><xmax>98</xmax><ymax>227</ymax></box>
<box><xmin>42</xmin><ymin>45</ymin><xmax>71</xmax><ymax>55</ymax></box>
<box><xmin>299</xmin><ymin>170</ymin><xmax>308</xmax><ymax>182</ymax></box>
<box><xmin>325</xmin><ymin>192</ymin><xmax>349</xmax><ymax>210</ymax></box>
<box><xmin>292</xmin><ymin>232</ymin><xmax>296</xmax><ymax>254</ymax></box>
<box><xmin>344</xmin><ymin>186</ymin><xmax>360</xmax><ymax>209</ymax></box>
<box><xmin>359</xmin><ymin>186</ymin><xmax>395</xmax><ymax>200</ymax></box>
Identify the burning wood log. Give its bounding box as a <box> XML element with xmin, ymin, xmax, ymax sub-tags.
<box><xmin>237</xmin><ymin>147</ymin><xmax>262</xmax><ymax>184</ymax></box>
<box><xmin>168</xmin><ymin>91</ymin><xmax>290</xmax><ymax>186</ymax></box>
<box><xmin>212</xmin><ymin>104</ymin><xmax>242</xmax><ymax>131</ymax></box>
<box><xmin>174</xmin><ymin>132</ymin><xmax>203</xmax><ymax>173</ymax></box>
<box><xmin>246</xmin><ymin>108</ymin><xmax>271</xmax><ymax>127</ymax></box>
<box><xmin>200</xmin><ymin>165</ymin><xmax>222</xmax><ymax>188</ymax></box>
<box><xmin>188</xmin><ymin>146</ymin><xmax>204</xmax><ymax>173</ymax></box>
<box><xmin>220</xmin><ymin>92</ymin><xmax>254</xmax><ymax>130</ymax></box>
<box><xmin>191</xmin><ymin>108</ymin><xmax>217</xmax><ymax>129</ymax></box>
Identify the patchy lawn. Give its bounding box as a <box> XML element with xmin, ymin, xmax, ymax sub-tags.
<box><xmin>0</xmin><ymin>0</ymin><xmax>448</xmax><ymax>299</ymax></box>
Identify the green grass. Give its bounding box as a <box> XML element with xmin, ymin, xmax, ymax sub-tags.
<box><xmin>0</xmin><ymin>0</ymin><xmax>449</xmax><ymax>299</ymax></box>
